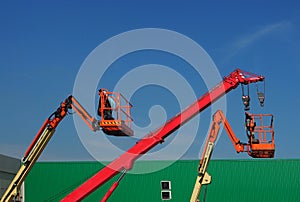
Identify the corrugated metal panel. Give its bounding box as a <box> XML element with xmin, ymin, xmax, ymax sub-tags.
<box><xmin>202</xmin><ymin>159</ymin><xmax>300</xmax><ymax>202</ymax></box>
<box><xmin>24</xmin><ymin>161</ymin><xmax>106</xmax><ymax>201</ymax></box>
<box><xmin>25</xmin><ymin>159</ymin><xmax>300</xmax><ymax>202</ymax></box>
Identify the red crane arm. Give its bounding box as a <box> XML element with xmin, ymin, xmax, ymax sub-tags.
<box><xmin>61</xmin><ymin>68</ymin><xmax>264</xmax><ymax>202</ymax></box>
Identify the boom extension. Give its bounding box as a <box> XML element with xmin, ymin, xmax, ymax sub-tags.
<box><xmin>190</xmin><ymin>110</ymin><xmax>275</xmax><ymax>202</ymax></box>
<box><xmin>1</xmin><ymin>69</ymin><xmax>267</xmax><ymax>202</ymax></box>
<box><xmin>0</xmin><ymin>96</ymin><xmax>99</xmax><ymax>202</ymax></box>
<box><xmin>61</xmin><ymin>69</ymin><xmax>265</xmax><ymax>202</ymax></box>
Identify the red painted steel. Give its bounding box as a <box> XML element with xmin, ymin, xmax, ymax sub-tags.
<box><xmin>61</xmin><ymin>69</ymin><xmax>264</xmax><ymax>202</ymax></box>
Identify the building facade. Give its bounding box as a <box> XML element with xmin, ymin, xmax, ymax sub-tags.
<box><xmin>24</xmin><ymin>159</ymin><xmax>300</xmax><ymax>202</ymax></box>
<box><xmin>0</xmin><ymin>154</ymin><xmax>22</xmax><ymax>200</ymax></box>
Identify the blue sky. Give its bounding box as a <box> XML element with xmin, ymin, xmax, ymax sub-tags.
<box><xmin>0</xmin><ymin>1</ymin><xmax>299</xmax><ymax>162</ymax></box>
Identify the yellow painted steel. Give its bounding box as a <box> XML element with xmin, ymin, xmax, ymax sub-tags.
<box><xmin>190</xmin><ymin>142</ymin><xmax>214</xmax><ymax>202</ymax></box>
<box><xmin>0</xmin><ymin>128</ymin><xmax>55</xmax><ymax>202</ymax></box>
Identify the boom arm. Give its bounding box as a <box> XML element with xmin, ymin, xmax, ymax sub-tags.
<box><xmin>0</xmin><ymin>96</ymin><xmax>99</xmax><ymax>202</ymax></box>
<box><xmin>61</xmin><ymin>69</ymin><xmax>264</xmax><ymax>202</ymax></box>
<box><xmin>190</xmin><ymin>111</ymin><xmax>221</xmax><ymax>202</ymax></box>
<box><xmin>190</xmin><ymin>110</ymin><xmax>247</xmax><ymax>202</ymax></box>
<box><xmin>190</xmin><ymin>109</ymin><xmax>274</xmax><ymax>202</ymax></box>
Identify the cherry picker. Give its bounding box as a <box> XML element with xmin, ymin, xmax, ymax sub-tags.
<box><xmin>190</xmin><ymin>110</ymin><xmax>275</xmax><ymax>202</ymax></box>
<box><xmin>0</xmin><ymin>68</ymin><xmax>274</xmax><ymax>202</ymax></box>
<box><xmin>61</xmin><ymin>69</ymin><xmax>274</xmax><ymax>202</ymax></box>
<box><xmin>0</xmin><ymin>92</ymin><xmax>133</xmax><ymax>202</ymax></box>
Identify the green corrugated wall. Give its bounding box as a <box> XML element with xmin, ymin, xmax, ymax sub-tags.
<box><xmin>25</xmin><ymin>159</ymin><xmax>299</xmax><ymax>202</ymax></box>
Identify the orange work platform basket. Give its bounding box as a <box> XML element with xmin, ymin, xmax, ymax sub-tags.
<box><xmin>98</xmin><ymin>89</ymin><xmax>133</xmax><ymax>137</ymax></box>
<box><xmin>245</xmin><ymin>113</ymin><xmax>275</xmax><ymax>158</ymax></box>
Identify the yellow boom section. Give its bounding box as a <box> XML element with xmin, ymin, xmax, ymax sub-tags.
<box><xmin>1</xmin><ymin>128</ymin><xmax>55</xmax><ymax>202</ymax></box>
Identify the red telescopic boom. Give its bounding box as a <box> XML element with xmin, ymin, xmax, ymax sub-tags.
<box><xmin>61</xmin><ymin>69</ymin><xmax>264</xmax><ymax>202</ymax></box>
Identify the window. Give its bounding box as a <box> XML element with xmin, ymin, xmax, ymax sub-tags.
<box><xmin>160</xmin><ymin>181</ymin><xmax>171</xmax><ymax>190</ymax></box>
<box><xmin>160</xmin><ymin>181</ymin><xmax>171</xmax><ymax>200</ymax></box>
<box><xmin>161</xmin><ymin>190</ymin><xmax>172</xmax><ymax>200</ymax></box>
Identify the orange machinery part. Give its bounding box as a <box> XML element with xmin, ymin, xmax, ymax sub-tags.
<box><xmin>98</xmin><ymin>89</ymin><xmax>133</xmax><ymax>136</ymax></box>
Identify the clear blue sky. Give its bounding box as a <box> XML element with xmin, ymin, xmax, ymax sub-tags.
<box><xmin>0</xmin><ymin>1</ymin><xmax>299</xmax><ymax>162</ymax></box>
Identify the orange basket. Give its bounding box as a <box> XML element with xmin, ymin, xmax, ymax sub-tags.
<box><xmin>99</xmin><ymin>89</ymin><xmax>133</xmax><ymax>136</ymax></box>
<box><xmin>246</xmin><ymin>113</ymin><xmax>275</xmax><ymax>158</ymax></box>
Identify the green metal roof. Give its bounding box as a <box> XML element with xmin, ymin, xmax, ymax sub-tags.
<box><xmin>25</xmin><ymin>159</ymin><xmax>299</xmax><ymax>202</ymax></box>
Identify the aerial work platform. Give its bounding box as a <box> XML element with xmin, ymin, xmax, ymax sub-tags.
<box><xmin>245</xmin><ymin>112</ymin><xmax>275</xmax><ymax>158</ymax></box>
<box><xmin>98</xmin><ymin>89</ymin><xmax>133</xmax><ymax>136</ymax></box>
